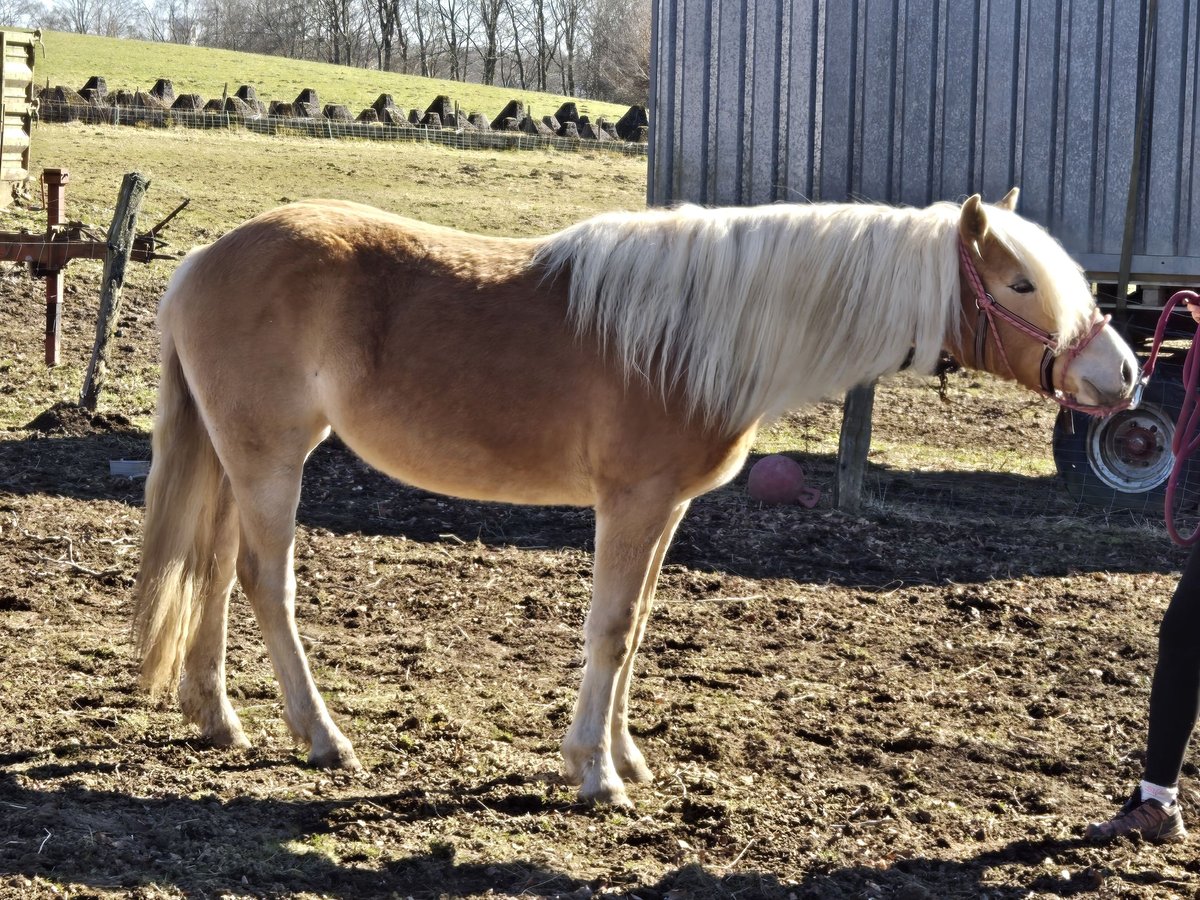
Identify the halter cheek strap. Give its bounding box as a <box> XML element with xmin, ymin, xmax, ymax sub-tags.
<box><xmin>958</xmin><ymin>238</ymin><xmax>1126</xmax><ymax>416</ymax></box>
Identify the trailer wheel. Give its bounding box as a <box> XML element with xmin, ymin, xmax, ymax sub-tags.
<box><xmin>1053</xmin><ymin>372</ymin><xmax>1193</xmax><ymax>511</ymax></box>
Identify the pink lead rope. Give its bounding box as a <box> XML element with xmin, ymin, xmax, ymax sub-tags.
<box><xmin>1140</xmin><ymin>289</ymin><xmax>1200</xmax><ymax>545</ymax></box>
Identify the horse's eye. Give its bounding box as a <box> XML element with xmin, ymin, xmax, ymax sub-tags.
<box><xmin>1010</xmin><ymin>280</ymin><xmax>1035</xmax><ymax>294</ymax></box>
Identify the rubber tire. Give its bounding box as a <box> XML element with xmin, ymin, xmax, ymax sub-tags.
<box><xmin>1053</xmin><ymin>371</ymin><xmax>1195</xmax><ymax>512</ymax></box>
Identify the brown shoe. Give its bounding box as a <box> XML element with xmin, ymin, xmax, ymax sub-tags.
<box><xmin>1086</xmin><ymin>787</ymin><xmax>1188</xmax><ymax>843</ymax></box>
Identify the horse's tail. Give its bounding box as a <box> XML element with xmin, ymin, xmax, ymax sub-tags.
<box><xmin>133</xmin><ymin>330</ymin><xmax>236</xmax><ymax>694</ymax></box>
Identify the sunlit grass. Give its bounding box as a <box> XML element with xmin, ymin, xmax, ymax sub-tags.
<box><xmin>37</xmin><ymin>30</ymin><xmax>632</xmax><ymax>124</ymax></box>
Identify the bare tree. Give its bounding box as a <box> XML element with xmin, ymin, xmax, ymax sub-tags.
<box><xmin>319</xmin><ymin>0</ymin><xmax>351</xmax><ymax>63</ymax></box>
<box><xmin>0</xmin><ymin>0</ymin><xmax>45</xmax><ymax>28</ymax></box>
<box><xmin>551</xmin><ymin>0</ymin><xmax>580</xmax><ymax>95</ymax></box>
<box><xmin>372</xmin><ymin>0</ymin><xmax>409</xmax><ymax>71</ymax></box>
<box><xmin>581</xmin><ymin>0</ymin><xmax>649</xmax><ymax>103</ymax></box>
<box><xmin>50</xmin><ymin>0</ymin><xmax>103</xmax><ymax>33</ymax></box>
<box><xmin>502</xmin><ymin>0</ymin><xmax>527</xmax><ymax>88</ymax></box>
<box><xmin>530</xmin><ymin>0</ymin><xmax>557</xmax><ymax>91</ymax></box>
<box><xmin>504</xmin><ymin>0</ymin><xmax>557</xmax><ymax>91</ymax></box>
<box><xmin>471</xmin><ymin>0</ymin><xmax>504</xmax><ymax>85</ymax></box>
<box><xmin>144</xmin><ymin>0</ymin><xmax>201</xmax><ymax>43</ymax></box>
<box><xmin>435</xmin><ymin>0</ymin><xmax>472</xmax><ymax>81</ymax></box>
<box><xmin>404</xmin><ymin>0</ymin><xmax>442</xmax><ymax>78</ymax></box>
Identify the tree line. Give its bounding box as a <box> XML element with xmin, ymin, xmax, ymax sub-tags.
<box><xmin>5</xmin><ymin>0</ymin><xmax>650</xmax><ymax>104</ymax></box>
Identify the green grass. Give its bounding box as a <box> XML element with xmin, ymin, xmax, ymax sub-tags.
<box><xmin>35</xmin><ymin>30</ymin><xmax>633</xmax><ymax>124</ymax></box>
<box><xmin>31</xmin><ymin>122</ymin><xmax>648</xmax><ymax>243</ymax></box>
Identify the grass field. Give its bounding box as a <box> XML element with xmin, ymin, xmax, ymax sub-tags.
<box><xmin>30</xmin><ymin>121</ymin><xmax>648</xmax><ymax>243</ymax></box>
<box><xmin>35</xmin><ymin>30</ymin><xmax>633</xmax><ymax>124</ymax></box>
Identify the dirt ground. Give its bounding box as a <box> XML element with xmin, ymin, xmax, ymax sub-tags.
<box><xmin>1</xmin><ymin>239</ymin><xmax>1199</xmax><ymax>900</ymax></box>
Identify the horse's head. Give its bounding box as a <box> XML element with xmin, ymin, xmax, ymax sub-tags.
<box><xmin>953</xmin><ymin>190</ymin><xmax>1138</xmax><ymax>414</ymax></box>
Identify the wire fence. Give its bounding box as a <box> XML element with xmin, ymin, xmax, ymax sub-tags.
<box><xmin>34</xmin><ymin>99</ymin><xmax>650</xmax><ymax>158</ymax></box>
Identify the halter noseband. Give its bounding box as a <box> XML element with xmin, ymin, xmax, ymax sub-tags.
<box><xmin>957</xmin><ymin>238</ymin><xmax>1132</xmax><ymax>416</ymax></box>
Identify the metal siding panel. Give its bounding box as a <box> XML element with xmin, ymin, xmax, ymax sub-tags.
<box><xmin>818</xmin><ymin>1</ymin><xmax>857</xmax><ymax>201</ymax></box>
<box><xmin>666</xmin><ymin>0</ymin><xmax>686</xmax><ymax>203</ymax></box>
<box><xmin>712</xmin><ymin>0</ymin><xmax>746</xmax><ymax>204</ymax></box>
<box><xmin>940</xmin><ymin>2</ymin><xmax>979</xmax><ymax>199</ymax></box>
<box><xmin>748</xmin><ymin>1</ymin><xmax>781</xmax><ymax>204</ymax></box>
<box><xmin>1145</xmin><ymin>0</ymin><xmax>1184</xmax><ymax>256</ymax></box>
<box><xmin>1018</xmin><ymin>0</ymin><xmax>1060</xmax><ymax>226</ymax></box>
<box><xmin>1058</xmin><ymin>2</ymin><xmax>1102</xmax><ymax>249</ymax></box>
<box><xmin>676</xmin><ymin>0</ymin><xmax>711</xmax><ymax>204</ymax></box>
<box><xmin>1099</xmin><ymin>0</ymin><xmax>1142</xmax><ymax>253</ymax></box>
<box><xmin>899</xmin><ymin>0</ymin><xmax>937</xmax><ymax>206</ymax></box>
<box><xmin>647</xmin><ymin>0</ymin><xmax>670</xmax><ymax>205</ymax></box>
<box><xmin>1184</xmin><ymin>0</ymin><xmax>1200</xmax><ymax>258</ymax></box>
<box><xmin>981</xmin><ymin>1</ymin><xmax>1018</xmax><ymax>200</ymax></box>
<box><xmin>858</xmin><ymin>0</ymin><xmax>896</xmax><ymax>202</ymax></box>
<box><xmin>784</xmin><ymin>2</ymin><xmax>819</xmax><ymax>201</ymax></box>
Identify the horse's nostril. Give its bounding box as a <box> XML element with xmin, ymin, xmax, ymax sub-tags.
<box><xmin>1121</xmin><ymin>357</ymin><xmax>1135</xmax><ymax>387</ymax></box>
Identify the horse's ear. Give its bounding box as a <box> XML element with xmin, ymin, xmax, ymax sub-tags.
<box><xmin>996</xmin><ymin>187</ymin><xmax>1020</xmax><ymax>211</ymax></box>
<box><xmin>959</xmin><ymin>194</ymin><xmax>989</xmax><ymax>246</ymax></box>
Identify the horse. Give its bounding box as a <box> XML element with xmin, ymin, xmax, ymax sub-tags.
<box><xmin>133</xmin><ymin>189</ymin><xmax>1138</xmax><ymax>807</ymax></box>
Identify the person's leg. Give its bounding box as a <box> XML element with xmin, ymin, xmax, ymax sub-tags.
<box><xmin>1086</xmin><ymin>543</ymin><xmax>1200</xmax><ymax>842</ymax></box>
<box><xmin>1144</xmin><ymin>543</ymin><xmax>1200</xmax><ymax>789</ymax></box>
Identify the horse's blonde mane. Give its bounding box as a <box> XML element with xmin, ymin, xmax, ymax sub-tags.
<box><xmin>534</xmin><ymin>201</ymin><xmax>1089</xmax><ymax>432</ymax></box>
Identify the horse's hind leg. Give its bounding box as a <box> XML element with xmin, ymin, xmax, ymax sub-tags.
<box><xmin>178</xmin><ymin>479</ymin><xmax>248</xmax><ymax>748</ymax></box>
<box><xmin>225</xmin><ymin>434</ymin><xmax>361</xmax><ymax>771</ymax></box>
<box><xmin>610</xmin><ymin>500</ymin><xmax>689</xmax><ymax>783</ymax></box>
<box><xmin>562</xmin><ymin>487</ymin><xmax>682</xmax><ymax>807</ymax></box>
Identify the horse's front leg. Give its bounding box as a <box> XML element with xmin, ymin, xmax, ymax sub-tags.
<box><xmin>609</xmin><ymin>500</ymin><xmax>690</xmax><ymax>783</ymax></box>
<box><xmin>563</xmin><ymin>489</ymin><xmax>682</xmax><ymax>807</ymax></box>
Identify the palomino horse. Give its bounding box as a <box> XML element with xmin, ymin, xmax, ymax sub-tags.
<box><xmin>135</xmin><ymin>189</ymin><xmax>1137</xmax><ymax>807</ymax></box>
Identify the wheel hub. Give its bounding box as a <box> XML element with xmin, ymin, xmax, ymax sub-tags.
<box><xmin>1086</xmin><ymin>407</ymin><xmax>1176</xmax><ymax>493</ymax></box>
<box><xmin>1116</xmin><ymin>423</ymin><xmax>1159</xmax><ymax>462</ymax></box>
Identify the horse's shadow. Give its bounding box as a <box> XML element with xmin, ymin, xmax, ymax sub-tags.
<box><xmin>0</xmin><ymin>744</ymin><xmax>1181</xmax><ymax>898</ymax></box>
<box><xmin>0</xmin><ymin>424</ymin><xmax>1184</xmax><ymax>587</ymax></box>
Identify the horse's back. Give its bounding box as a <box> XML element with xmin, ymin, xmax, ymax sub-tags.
<box><xmin>158</xmin><ymin>201</ymin><xmax>618</xmax><ymax>504</ymax></box>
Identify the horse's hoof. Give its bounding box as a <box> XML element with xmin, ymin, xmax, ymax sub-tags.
<box><xmin>206</xmin><ymin>726</ymin><xmax>251</xmax><ymax>750</ymax></box>
<box><xmin>612</xmin><ymin>738</ymin><xmax>654</xmax><ymax>783</ymax></box>
<box><xmin>579</xmin><ymin>783</ymin><xmax>635</xmax><ymax>809</ymax></box>
<box><xmin>617</xmin><ymin>759</ymin><xmax>654</xmax><ymax>784</ymax></box>
<box><xmin>308</xmin><ymin>743</ymin><xmax>362</xmax><ymax>771</ymax></box>
<box><xmin>562</xmin><ymin>760</ymin><xmax>585</xmax><ymax>786</ymax></box>
<box><xmin>579</xmin><ymin>767</ymin><xmax>634</xmax><ymax>808</ymax></box>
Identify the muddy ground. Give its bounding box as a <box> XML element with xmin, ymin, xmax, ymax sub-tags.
<box><xmin>1</xmin><ymin>253</ymin><xmax>1198</xmax><ymax>900</ymax></box>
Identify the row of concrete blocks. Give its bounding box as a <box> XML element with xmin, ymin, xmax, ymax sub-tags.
<box><xmin>39</xmin><ymin>77</ymin><xmax>651</xmax><ymax>143</ymax></box>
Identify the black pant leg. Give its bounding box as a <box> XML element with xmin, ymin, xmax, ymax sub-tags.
<box><xmin>1144</xmin><ymin>542</ymin><xmax>1200</xmax><ymax>787</ymax></box>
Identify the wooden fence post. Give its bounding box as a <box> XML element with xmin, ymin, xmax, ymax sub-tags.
<box><xmin>79</xmin><ymin>172</ymin><xmax>150</xmax><ymax>410</ymax></box>
<box><xmin>835</xmin><ymin>382</ymin><xmax>876</xmax><ymax>512</ymax></box>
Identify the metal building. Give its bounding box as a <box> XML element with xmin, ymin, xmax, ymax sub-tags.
<box><xmin>649</xmin><ymin>0</ymin><xmax>1200</xmax><ymax>283</ymax></box>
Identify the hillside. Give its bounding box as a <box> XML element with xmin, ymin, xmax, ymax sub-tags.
<box><xmin>34</xmin><ymin>30</ymin><xmax>633</xmax><ymax>125</ymax></box>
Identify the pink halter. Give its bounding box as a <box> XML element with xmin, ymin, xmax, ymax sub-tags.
<box><xmin>957</xmin><ymin>238</ymin><xmax>1130</xmax><ymax>416</ymax></box>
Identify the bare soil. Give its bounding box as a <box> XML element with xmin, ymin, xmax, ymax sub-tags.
<box><xmin>1</xmin><ymin>245</ymin><xmax>1198</xmax><ymax>900</ymax></box>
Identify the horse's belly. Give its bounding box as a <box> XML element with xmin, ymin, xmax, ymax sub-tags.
<box><xmin>333</xmin><ymin>420</ymin><xmax>597</xmax><ymax>507</ymax></box>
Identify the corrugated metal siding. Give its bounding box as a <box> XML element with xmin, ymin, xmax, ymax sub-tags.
<box><xmin>649</xmin><ymin>0</ymin><xmax>1200</xmax><ymax>282</ymax></box>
